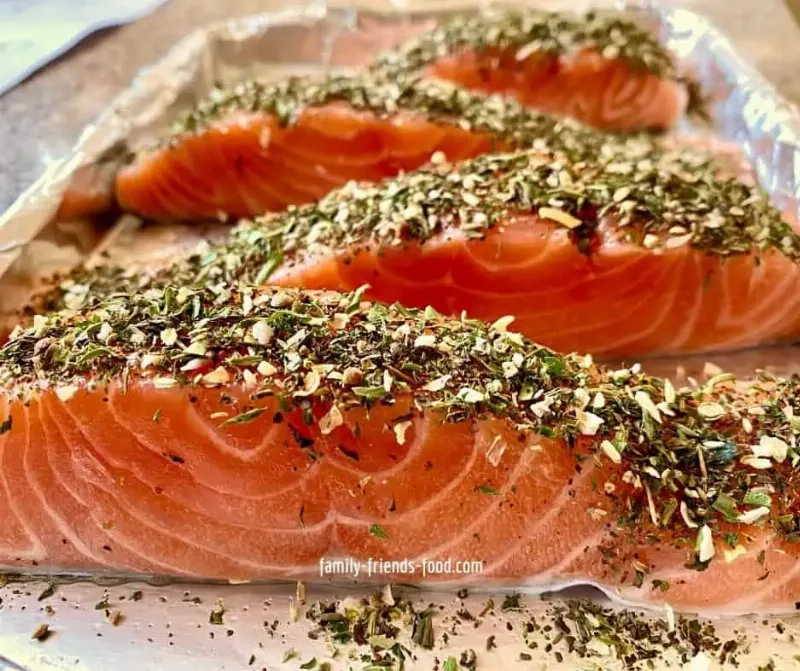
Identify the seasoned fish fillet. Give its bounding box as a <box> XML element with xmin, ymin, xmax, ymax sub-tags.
<box><xmin>371</xmin><ymin>9</ymin><xmax>695</xmax><ymax>131</ymax></box>
<box><xmin>53</xmin><ymin>147</ymin><xmax>799</xmax><ymax>357</ymax></box>
<box><xmin>113</xmin><ymin>74</ymin><xmax>647</xmax><ymax>221</ymax></box>
<box><xmin>2</xmin><ymin>286</ymin><xmax>800</xmax><ymax>613</ymax></box>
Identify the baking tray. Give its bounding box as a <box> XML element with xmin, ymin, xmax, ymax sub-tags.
<box><xmin>2</xmin><ymin>1</ymin><xmax>800</xmax><ymax>669</ymax></box>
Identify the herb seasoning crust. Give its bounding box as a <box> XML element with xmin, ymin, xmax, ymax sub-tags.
<box><xmin>370</xmin><ymin>10</ymin><xmax>678</xmax><ymax>80</ymax></box>
<box><xmin>170</xmin><ymin>73</ymin><xmax>614</xmax><ymax>160</ymax></box>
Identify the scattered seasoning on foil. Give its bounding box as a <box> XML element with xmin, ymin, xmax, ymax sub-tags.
<box><xmin>500</xmin><ymin>594</ymin><xmax>523</xmax><ymax>612</ymax></box>
<box><xmin>413</xmin><ymin>609</ymin><xmax>435</xmax><ymax>649</ymax></box>
<box><xmin>306</xmin><ymin>590</ymin><xmax>418</xmax><ymax>667</ymax></box>
<box><xmin>37</xmin><ymin>583</ymin><xmax>56</xmax><ymax>601</ymax></box>
<box><xmin>297</xmin><ymin>588</ymin><xmax>751</xmax><ymax>669</ymax></box>
<box><xmin>30</xmin><ymin>623</ymin><xmax>52</xmax><ymax>641</ymax></box>
<box><xmin>5</xmin><ymin>285</ymin><xmax>800</xmax><ymax>576</ymax></box>
<box><xmin>371</xmin><ymin>10</ymin><xmax>678</xmax><ymax>80</ymax></box>
<box><xmin>459</xmin><ymin>649</ymin><xmax>477</xmax><ymax>670</ymax></box>
<box><xmin>282</xmin><ymin>648</ymin><xmax>299</xmax><ymax>663</ymax></box>
<box><xmin>209</xmin><ymin>603</ymin><xmax>226</xmax><ymax>625</ymax></box>
<box><xmin>106</xmin><ymin>609</ymin><xmax>123</xmax><ymax>626</ymax></box>
<box><xmin>536</xmin><ymin>599</ymin><xmax>748</xmax><ymax>668</ymax></box>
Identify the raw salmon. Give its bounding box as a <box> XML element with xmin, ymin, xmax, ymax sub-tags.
<box><xmin>54</xmin><ymin>147</ymin><xmax>800</xmax><ymax>357</ymax></box>
<box><xmin>372</xmin><ymin>9</ymin><xmax>695</xmax><ymax>131</ymax></box>
<box><xmin>54</xmin><ymin>141</ymin><xmax>131</xmax><ymax>223</ymax></box>
<box><xmin>55</xmin><ymin>164</ymin><xmax>117</xmax><ymax>223</ymax></box>
<box><xmin>2</xmin><ymin>285</ymin><xmax>800</xmax><ymax>613</ymax></box>
<box><xmin>113</xmin><ymin>74</ymin><xmax>656</xmax><ymax>222</ymax></box>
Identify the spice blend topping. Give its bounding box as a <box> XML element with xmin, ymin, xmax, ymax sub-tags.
<box><xmin>370</xmin><ymin>9</ymin><xmax>678</xmax><ymax>80</ymax></box>
<box><xmin>4</xmin><ymin>285</ymin><xmax>800</xmax><ymax>571</ymax></box>
<box><xmin>235</xmin><ymin>147</ymin><xmax>794</xmax><ymax>261</ymax></box>
<box><xmin>171</xmin><ymin>73</ymin><xmax>620</xmax><ymax>161</ymax></box>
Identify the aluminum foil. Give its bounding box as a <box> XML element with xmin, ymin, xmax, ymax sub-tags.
<box><xmin>2</xmin><ymin>2</ymin><xmax>800</xmax><ymax>669</ymax></box>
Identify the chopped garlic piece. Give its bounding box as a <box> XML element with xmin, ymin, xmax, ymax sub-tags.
<box><xmin>685</xmin><ymin>651</ymin><xmax>711</xmax><ymax>671</ymax></box>
<box><xmin>458</xmin><ymin>387</ymin><xmax>485</xmax><ymax>404</ymax></box>
<box><xmin>740</xmin><ymin>455</ymin><xmax>773</xmax><ymax>470</ymax></box>
<box><xmin>413</xmin><ymin>334</ymin><xmax>436</xmax><ymax>348</ymax></box>
<box><xmin>635</xmin><ymin>390</ymin><xmax>661</xmax><ymax>423</ymax></box>
<box><xmin>202</xmin><ymin>367</ymin><xmax>230</xmax><ymax>386</ymax></box>
<box><xmin>665</xmin><ymin>604</ymin><xmax>675</xmax><ymax>632</ymax></box>
<box><xmin>753</xmin><ymin>435</ymin><xmax>788</xmax><ymax>463</ymax></box>
<box><xmin>160</xmin><ymin>328</ymin><xmax>178</xmax><ymax>346</ymax></box>
<box><xmin>486</xmin><ymin>436</ymin><xmax>506</xmax><ymax>467</ymax></box>
<box><xmin>295</xmin><ymin>370</ymin><xmax>320</xmax><ymax>396</ymax></box>
<box><xmin>600</xmin><ymin>440</ymin><xmax>621</xmax><ymax>464</ymax></box>
<box><xmin>251</xmin><ymin>320</ymin><xmax>274</xmax><ymax>345</ymax></box>
<box><xmin>539</xmin><ymin>206</ymin><xmax>581</xmax><ymax>229</ymax></box>
<box><xmin>97</xmin><ymin>322</ymin><xmax>113</xmax><ymax>343</ymax></box>
<box><xmin>573</xmin><ymin>388</ymin><xmax>590</xmax><ymax>410</ymax></box>
<box><xmin>141</xmin><ymin>353</ymin><xmax>162</xmax><ymax>370</ymax></box>
<box><xmin>241</xmin><ymin>292</ymin><xmax>253</xmax><ymax>316</ymax></box>
<box><xmin>319</xmin><ymin>405</ymin><xmax>344</xmax><ymax>435</ymax></box>
<box><xmin>490</xmin><ymin>315</ymin><xmax>515</xmax><ymax>333</ymax></box>
<box><xmin>331</xmin><ymin>313</ymin><xmax>350</xmax><ymax>330</ymax></box>
<box><xmin>393</xmin><ymin>420</ymin><xmax>412</xmax><ymax>445</ymax></box>
<box><xmin>423</xmin><ymin>374</ymin><xmax>451</xmax><ymax>392</ymax></box>
<box><xmin>696</xmin><ymin>525</ymin><xmax>715</xmax><ymax>562</ymax></box>
<box><xmin>55</xmin><ymin>385</ymin><xmax>79</xmax><ymax>402</ymax></box>
<box><xmin>680</xmin><ymin>501</ymin><xmax>698</xmax><ymax>529</ymax></box>
<box><xmin>663</xmin><ymin>379</ymin><xmax>676</xmax><ymax>404</ymax></box>
<box><xmin>736</xmin><ymin>506</ymin><xmax>770</xmax><ymax>525</ymax></box>
<box><xmin>185</xmin><ymin>340</ymin><xmax>207</xmax><ymax>356</ymax></box>
<box><xmin>257</xmin><ymin>361</ymin><xmax>278</xmax><ymax>377</ymax></box>
<box><xmin>501</xmin><ymin>361</ymin><xmax>519</xmax><ymax>378</ymax></box>
<box><xmin>180</xmin><ymin>358</ymin><xmax>207</xmax><ymax>372</ymax></box>
<box><xmin>577</xmin><ymin>410</ymin><xmax>604</xmax><ymax>436</ymax></box>
<box><xmin>697</xmin><ymin>402</ymin><xmax>725</xmax><ymax>420</ymax></box>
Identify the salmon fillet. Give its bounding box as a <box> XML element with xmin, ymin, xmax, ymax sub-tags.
<box><xmin>371</xmin><ymin>9</ymin><xmax>694</xmax><ymax>131</ymax></box>
<box><xmin>53</xmin><ymin>147</ymin><xmax>800</xmax><ymax>357</ymax></box>
<box><xmin>54</xmin><ymin>141</ymin><xmax>132</xmax><ymax>223</ymax></box>
<box><xmin>55</xmin><ymin>164</ymin><xmax>117</xmax><ymax>223</ymax></box>
<box><xmin>2</xmin><ymin>285</ymin><xmax>799</xmax><ymax>613</ymax></box>
<box><xmin>114</xmin><ymin>74</ymin><xmax>630</xmax><ymax>222</ymax></box>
